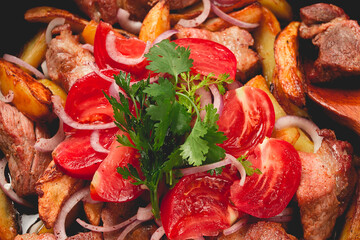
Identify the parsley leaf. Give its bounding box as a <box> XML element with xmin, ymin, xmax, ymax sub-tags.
<box><xmin>238</xmin><ymin>155</ymin><xmax>262</xmax><ymax>176</ymax></box>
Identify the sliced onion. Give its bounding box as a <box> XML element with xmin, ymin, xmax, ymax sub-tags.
<box><xmin>196</xmin><ymin>87</ymin><xmax>212</xmax><ymax>120</ymax></box>
<box><xmin>212</xmin><ymin>0</ymin><xmax>239</xmax><ymax>7</ymax></box>
<box><xmin>116</xmin><ymin>220</ymin><xmax>144</xmax><ymax>240</ymax></box>
<box><xmin>180</xmin><ymin>157</ymin><xmax>232</xmax><ymax>176</ymax></box>
<box><xmin>34</xmin><ymin>119</ymin><xmax>65</xmax><ymax>152</ymax></box>
<box><xmin>152</xmin><ymin>30</ymin><xmax>179</xmax><ymax>45</ymax></box>
<box><xmin>137</xmin><ymin>204</ymin><xmax>153</xmax><ymax>221</ymax></box>
<box><xmin>41</xmin><ymin>61</ymin><xmax>49</xmax><ymax>79</ymax></box>
<box><xmin>274</xmin><ymin>115</ymin><xmax>323</xmax><ymax>153</ymax></box>
<box><xmin>52</xmin><ymin>95</ymin><xmax>116</xmax><ymax>130</ymax></box>
<box><xmin>46</xmin><ymin>18</ymin><xmax>66</xmax><ymax>44</ymax></box>
<box><xmin>3</xmin><ymin>54</ymin><xmax>45</xmax><ymax>79</ymax></box>
<box><xmin>81</xmin><ymin>43</ymin><xmax>94</xmax><ymax>53</ymax></box>
<box><xmin>150</xmin><ymin>226</ymin><xmax>165</xmax><ymax>240</ymax></box>
<box><xmin>117</xmin><ymin>8</ymin><xmax>142</xmax><ymax>34</ymax></box>
<box><xmin>106</xmin><ymin>32</ymin><xmax>150</xmax><ymax>66</ymax></box>
<box><xmin>209</xmin><ymin>84</ymin><xmax>224</xmax><ymax>116</ymax></box>
<box><xmin>90</xmin><ymin>130</ymin><xmax>110</xmax><ymax>154</ymax></box>
<box><xmin>90</xmin><ymin>63</ymin><xmax>116</xmax><ymax>82</ymax></box>
<box><xmin>223</xmin><ymin>218</ymin><xmax>247</xmax><ymax>236</ymax></box>
<box><xmin>53</xmin><ymin>187</ymin><xmax>90</xmax><ymax>240</ymax></box>
<box><xmin>227</xmin><ymin>80</ymin><xmax>242</xmax><ymax>90</ymax></box>
<box><xmin>225</xmin><ymin>153</ymin><xmax>246</xmax><ymax>186</ymax></box>
<box><xmin>76</xmin><ymin>215</ymin><xmax>137</xmax><ymax>233</ymax></box>
<box><xmin>0</xmin><ymin>90</ymin><xmax>14</xmax><ymax>103</ymax></box>
<box><xmin>0</xmin><ymin>158</ymin><xmax>33</xmax><ymax>207</ymax></box>
<box><xmin>178</xmin><ymin>0</ymin><xmax>211</xmax><ymax>27</ymax></box>
<box><xmin>211</xmin><ymin>3</ymin><xmax>259</xmax><ymax>29</ymax></box>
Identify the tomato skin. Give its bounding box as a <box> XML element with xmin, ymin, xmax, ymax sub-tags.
<box><xmin>173</xmin><ymin>38</ymin><xmax>237</xmax><ymax>80</ymax></box>
<box><xmin>53</xmin><ymin>128</ymin><xmax>117</xmax><ymax>180</ymax></box>
<box><xmin>217</xmin><ymin>86</ymin><xmax>275</xmax><ymax>158</ymax></box>
<box><xmin>160</xmin><ymin>173</ymin><xmax>237</xmax><ymax>240</ymax></box>
<box><xmin>90</xmin><ymin>131</ymin><xmax>143</xmax><ymax>202</ymax></box>
<box><xmin>230</xmin><ymin>138</ymin><xmax>301</xmax><ymax>218</ymax></box>
<box><xmin>94</xmin><ymin>21</ymin><xmax>148</xmax><ymax>78</ymax></box>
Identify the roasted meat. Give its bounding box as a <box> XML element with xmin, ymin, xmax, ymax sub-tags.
<box><xmin>0</xmin><ymin>101</ymin><xmax>52</xmax><ymax>197</ymax></box>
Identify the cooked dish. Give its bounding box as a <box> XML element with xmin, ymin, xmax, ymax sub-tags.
<box><xmin>0</xmin><ymin>1</ymin><xmax>359</xmax><ymax>240</ymax></box>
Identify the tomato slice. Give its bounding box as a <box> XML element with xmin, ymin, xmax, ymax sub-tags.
<box><xmin>94</xmin><ymin>21</ymin><xmax>149</xmax><ymax>78</ymax></box>
<box><xmin>173</xmin><ymin>38</ymin><xmax>237</xmax><ymax>80</ymax></box>
<box><xmin>217</xmin><ymin>86</ymin><xmax>275</xmax><ymax>158</ymax></box>
<box><xmin>230</xmin><ymin>138</ymin><xmax>301</xmax><ymax>218</ymax></box>
<box><xmin>160</xmin><ymin>172</ymin><xmax>238</xmax><ymax>240</ymax></box>
<box><xmin>53</xmin><ymin>128</ymin><xmax>117</xmax><ymax>180</ymax></box>
<box><xmin>90</xmin><ymin>131</ymin><xmax>143</xmax><ymax>202</ymax></box>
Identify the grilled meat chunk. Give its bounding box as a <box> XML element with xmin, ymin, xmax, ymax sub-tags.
<box><xmin>0</xmin><ymin>101</ymin><xmax>52</xmax><ymax>196</ymax></box>
<box><xmin>14</xmin><ymin>233</ymin><xmax>56</xmax><ymax>240</ymax></box>
<box><xmin>176</xmin><ymin>26</ymin><xmax>260</xmax><ymax>81</ymax></box>
<box><xmin>300</xmin><ymin>3</ymin><xmax>347</xmax><ymax>26</ymax></box>
<box><xmin>46</xmin><ymin>26</ymin><xmax>94</xmax><ymax>92</ymax></box>
<box><xmin>296</xmin><ymin>129</ymin><xmax>356</xmax><ymax>240</ymax></box>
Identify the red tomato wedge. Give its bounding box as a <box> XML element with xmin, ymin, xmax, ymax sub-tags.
<box><xmin>173</xmin><ymin>38</ymin><xmax>237</xmax><ymax>80</ymax></box>
<box><xmin>64</xmin><ymin>69</ymin><xmax>119</xmax><ymax>133</ymax></box>
<box><xmin>160</xmin><ymin>173</ymin><xmax>238</xmax><ymax>240</ymax></box>
<box><xmin>94</xmin><ymin>21</ymin><xmax>149</xmax><ymax>78</ymax></box>
<box><xmin>53</xmin><ymin>128</ymin><xmax>117</xmax><ymax>180</ymax></box>
<box><xmin>217</xmin><ymin>86</ymin><xmax>275</xmax><ymax>158</ymax></box>
<box><xmin>90</xmin><ymin>130</ymin><xmax>143</xmax><ymax>202</ymax></box>
<box><xmin>230</xmin><ymin>138</ymin><xmax>301</xmax><ymax>218</ymax></box>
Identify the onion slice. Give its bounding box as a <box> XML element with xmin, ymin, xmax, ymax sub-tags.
<box><xmin>81</xmin><ymin>43</ymin><xmax>94</xmax><ymax>53</ymax></box>
<box><xmin>152</xmin><ymin>29</ymin><xmax>179</xmax><ymax>45</ymax></box>
<box><xmin>117</xmin><ymin>220</ymin><xmax>144</xmax><ymax>240</ymax></box>
<box><xmin>76</xmin><ymin>215</ymin><xmax>137</xmax><ymax>233</ymax></box>
<box><xmin>0</xmin><ymin>158</ymin><xmax>33</xmax><ymax>207</ymax></box>
<box><xmin>52</xmin><ymin>95</ymin><xmax>116</xmax><ymax>130</ymax></box>
<box><xmin>46</xmin><ymin>18</ymin><xmax>66</xmax><ymax>44</ymax></box>
<box><xmin>211</xmin><ymin>3</ymin><xmax>259</xmax><ymax>29</ymax></box>
<box><xmin>41</xmin><ymin>61</ymin><xmax>49</xmax><ymax>79</ymax></box>
<box><xmin>117</xmin><ymin>8</ymin><xmax>142</xmax><ymax>34</ymax></box>
<box><xmin>180</xmin><ymin>157</ymin><xmax>231</xmax><ymax>176</ymax></box>
<box><xmin>209</xmin><ymin>84</ymin><xmax>224</xmax><ymax>116</ymax></box>
<box><xmin>212</xmin><ymin>0</ymin><xmax>240</xmax><ymax>7</ymax></box>
<box><xmin>178</xmin><ymin>0</ymin><xmax>211</xmax><ymax>28</ymax></box>
<box><xmin>0</xmin><ymin>90</ymin><xmax>14</xmax><ymax>103</ymax></box>
<box><xmin>226</xmin><ymin>153</ymin><xmax>247</xmax><ymax>186</ymax></box>
<box><xmin>3</xmin><ymin>54</ymin><xmax>45</xmax><ymax>79</ymax></box>
<box><xmin>150</xmin><ymin>226</ymin><xmax>165</xmax><ymax>240</ymax></box>
<box><xmin>54</xmin><ymin>187</ymin><xmax>90</xmax><ymax>240</ymax></box>
<box><xmin>274</xmin><ymin>115</ymin><xmax>323</xmax><ymax>153</ymax></box>
<box><xmin>196</xmin><ymin>87</ymin><xmax>212</xmax><ymax>120</ymax></box>
<box><xmin>90</xmin><ymin>130</ymin><xmax>110</xmax><ymax>154</ymax></box>
<box><xmin>223</xmin><ymin>217</ymin><xmax>247</xmax><ymax>236</ymax></box>
<box><xmin>34</xmin><ymin>119</ymin><xmax>65</xmax><ymax>152</ymax></box>
<box><xmin>137</xmin><ymin>204</ymin><xmax>153</xmax><ymax>221</ymax></box>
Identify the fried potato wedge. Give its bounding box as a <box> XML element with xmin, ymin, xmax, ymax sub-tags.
<box><xmin>0</xmin><ymin>188</ymin><xmax>18</xmax><ymax>240</ymax></box>
<box><xmin>38</xmin><ymin>79</ymin><xmax>67</xmax><ymax>106</ymax></box>
<box><xmin>202</xmin><ymin>3</ymin><xmax>262</xmax><ymax>32</ymax></box>
<box><xmin>139</xmin><ymin>0</ymin><xmax>170</xmax><ymax>42</ymax></box>
<box><xmin>36</xmin><ymin>161</ymin><xmax>85</xmax><ymax>228</ymax></box>
<box><xmin>253</xmin><ymin>7</ymin><xmax>281</xmax><ymax>85</ymax></box>
<box><xmin>20</xmin><ymin>29</ymin><xmax>47</xmax><ymax>70</ymax></box>
<box><xmin>0</xmin><ymin>59</ymin><xmax>53</xmax><ymax>122</ymax></box>
<box><xmin>246</xmin><ymin>75</ymin><xmax>314</xmax><ymax>153</ymax></box>
<box><xmin>257</xmin><ymin>0</ymin><xmax>293</xmax><ymax>21</ymax></box>
<box><xmin>273</xmin><ymin>21</ymin><xmax>308</xmax><ymax>117</ymax></box>
<box><xmin>83</xmin><ymin>202</ymin><xmax>103</xmax><ymax>226</ymax></box>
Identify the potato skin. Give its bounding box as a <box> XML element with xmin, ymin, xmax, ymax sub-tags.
<box><xmin>0</xmin><ymin>189</ymin><xmax>18</xmax><ymax>240</ymax></box>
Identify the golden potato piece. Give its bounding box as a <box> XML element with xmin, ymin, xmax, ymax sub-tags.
<box><xmin>273</xmin><ymin>21</ymin><xmax>308</xmax><ymax>117</ymax></box>
<box><xmin>20</xmin><ymin>29</ymin><xmax>47</xmax><ymax>70</ymax></box>
<box><xmin>202</xmin><ymin>3</ymin><xmax>262</xmax><ymax>32</ymax></box>
<box><xmin>257</xmin><ymin>0</ymin><xmax>293</xmax><ymax>21</ymax></box>
<box><xmin>83</xmin><ymin>202</ymin><xmax>103</xmax><ymax>226</ymax></box>
<box><xmin>36</xmin><ymin>161</ymin><xmax>85</xmax><ymax>228</ymax></box>
<box><xmin>0</xmin><ymin>59</ymin><xmax>53</xmax><ymax>122</ymax></box>
<box><xmin>38</xmin><ymin>79</ymin><xmax>67</xmax><ymax>106</ymax></box>
<box><xmin>253</xmin><ymin>7</ymin><xmax>281</xmax><ymax>85</ymax></box>
<box><xmin>0</xmin><ymin>188</ymin><xmax>18</xmax><ymax>240</ymax></box>
<box><xmin>139</xmin><ymin>0</ymin><xmax>170</xmax><ymax>42</ymax></box>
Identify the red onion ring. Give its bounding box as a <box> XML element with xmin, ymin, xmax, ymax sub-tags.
<box><xmin>212</xmin><ymin>0</ymin><xmax>239</xmax><ymax>7</ymax></box>
<box><xmin>0</xmin><ymin>158</ymin><xmax>33</xmax><ymax>207</ymax></box>
<box><xmin>150</xmin><ymin>226</ymin><xmax>165</xmax><ymax>240</ymax></box>
<box><xmin>136</xmin><ymin>204</ymin><xmax>153</xmax><ymax>221</ymax></box>
<box><xmin>196</xmin><ymin>87</ymin><xmax>212</xmax><ymax>120</ymax></box>
<box><xmin>223</xmin><ymin>217</ymin><xmax>248</xmax><ymax>236</ymax></box>
<box><xmin>117</xmin><ymin>8</ymin><xmax>143</xmax><ymax>34</ymax></box>
<box><xmin>34</xmin><ymin>119</ymin><xmax>65</xmax><ymax>152</ymax></box>
<box><xmin>90</xmin><ymin>130</ymin><xmax>110</xmax><ymax>154</ymax></box>
<box><xmin>116</xmin><ymin>220</ymin><xmax>144</xmax><ymax>240</ymax></box>
<box><xmin>76</xmin><ymin>215</ymin><xmax>138</xmax><ymax>233</ymax></box>
<box><xmin>274</xmin><ymin>115</ymin><xmax>323</xmax><ymax>153</ymax></box>
<box><xmin>3</xmin><ymin>54</ymin><xmax>45</xmax><ymax>79</ymax></box>
<box><xmin>41</xmin><ymin>61</ymin><xmax>49</xmax><ymax>79</ymax></box>
<box><xmin>209</xmin><ymin>84</ymin><xmax>224</xmax><ymax>116</ymax></box>
<box><xmin>46</xmin><ymin>18</ymin><xmax>66</xmax><ymax>44</ymax></box>
<box><xmin>81</xmin><ymin>43</ymin><xmax>94</xmax><ymax>53</ymax></box>
<box><xmin>54</xmin><ymin>187</ymin><xmax>90</xmax><ymax>240</ymax></box>
<box><xmin>178</xmin><ymin>0</ymin><xmax>211</xmax><ymax>27</ymax></box>
<box><xmin>152</xmin><ymin>29</ymin><xmax>179</xmax><ymax>45</ymax></box>
<box><xmin>225</xmin><ymin>153</ymin><xmax>246</xmax><ymax>186</ymax></box>
<box><xmin>180</xmin><ymin>157</ymin><xmax>231</xmax><ymax>176</ymax></box>
<box><xmin>0</xmin><ymin>90</ymin><xmax>14</xmax><ymax>103</ymax></box>
<box><xmin>211</xmin><ymin>3</ymin><xmax>259</xmax><ymax>29</ymax></box>
<box><xmin>106</xmin><ymin>32</ymin><xmax>150</xmax><ymax>66</ymax></box>
<box><xmin>52</xmin><ymin>95</ymin><xmax>116</xmax><ymax>130</ymax></box>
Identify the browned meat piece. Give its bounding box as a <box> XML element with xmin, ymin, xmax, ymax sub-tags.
<box><xmin>176</xmin><ymin>26</ymin><xmax>260</xmax><ymax>81</ymax></box>
<box><xmin>74</xmin><ymin>0</ymin><xmax>118</xmax><ymax>24</ymax></box>
<box><xmin>67</xmin><ymin>232</ymin><xmax>103</xmax><ymax>240</ymax></box>
<box><xmin>0</xmin><ymin>101</ymin><xmax>52</xmax><ymax>197</ymax></box>
<box><xmin>46</xmin><ymin>26</ymin><xmax>95</xmax><ymax>92</ymax></box>
<box><xmin>14</xmin><ymin>233</ymin><xmax>56</xmax><ymax>240</ymax></box>
<box><xmin>299</xmin><ymin>4</ymin><xmax>360</xmax><ymax>83</ymax></box>
<box><xmin>296</xmin><ymin>129</ymin><xmax>356</xmax><ymax>240</ymax></box>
